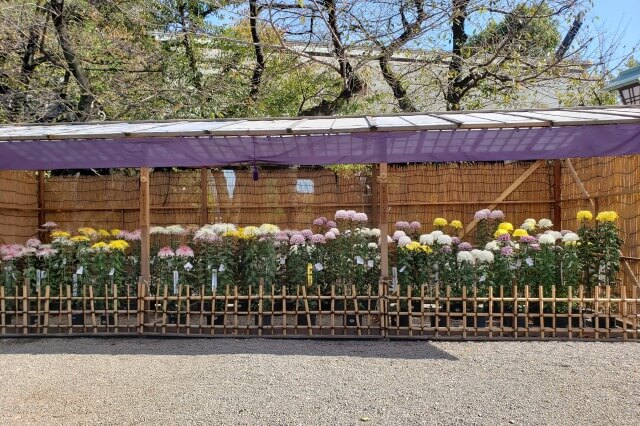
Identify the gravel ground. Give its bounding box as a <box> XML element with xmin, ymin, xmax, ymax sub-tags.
<box><xmin>1</xmin><ymin>338</ymin><xmax>639</xmax><ymax>425</ymax></box>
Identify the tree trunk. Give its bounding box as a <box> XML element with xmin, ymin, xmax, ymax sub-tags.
<box><xmin>248</xmin><ymin>0</ymin><xmax>265</xmax><ymax>101</ymax></box>
<box><xmin>379</xmin><ymin>55</ymin><xmax>417</xmax><ymax>112</ymax></box>
<box><xmin>446</xmin><ymin>0</ymin><xmax>470</xmax><ymax>111</ymax></box>
<box><xmin>50</xmin><ymin>0</ymin><xmax>96</xmax><ymax>121</ymax></box>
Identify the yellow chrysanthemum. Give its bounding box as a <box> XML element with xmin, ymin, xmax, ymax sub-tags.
<box><xmin>242</xmin><ymin>226</ymin><xmax>259</xmax><ymax>238</ymax></box>
<box><xmin>433</xmin><ymin>217</ymin><xmax>448</xmax><ymax>227</ymax></box>
<box><xmin>450</xmin><ymin>220</ymin><xmax>463</xmax><ymax>229</ymax></box>
<box><xmin>576</xmin><ymin>210</ymin><xmax>593</xmax><ymax>221</ymax></box>
<box><xmin>91</xmin><ymin>241</ymin><xmax>108</xmax><ymax>250</ymax></box>
<box><xmin>224</xmin><ymin>230</ymin><xmax>240</xmax><ymax>238</ymax></box>
<box><xmin>421</xmin><ymin>245</ymin><xmax>433</xmax><ymax>254</ymax></box>
<box><xmin>595</xmin><ymin>211</ymin><xmax>618</xmax><ymax>222</ymax></box>
<box><xmin>71</xmin><ymin>235</ymin><xmax>90</xmax><ymax>243</ymax></box>
<box><xmin>564</xmin><ymin>241</ymin><xmax>579</xmax><ymax>247</ymax></box>
<box><xmin>498</xmin><ymin>222</ymin><xmax>514</xmax><ymax>232</ymax></box>
<box><xmin>107</xmin><ymin>240</ymin><xmax>129</xmax><ymax>251</ymax></box>
<box><xmin>51</xmin><ymin>230</ymin><xmax>70</xmax><ymax>239</ymax></box>
<box><xmin>98</xmin><ymin>229</ymin><xmax>111</xmax><ymax>238</ymax></box>
<box><xmin>110</xmin><ymin>229</ymin><xmax>121</xmax><ymax>236</ymax></box>
<box><xmin>405</xmin><ymin>241</ymin><xmax>421</xmax><ymax>251</ymax></box>
<box><xmin>512</xmin><ymin>229</ymin><xmax>529</xmax><ymax>238</ymax></box>
<box><xmin>77</xmin><ymin>227</ymin><xmax>97</xmax><ymax>237</ymax></box>
<box><xmin>494</xmin><ymin>229</ymin><xmax>509</xmax><ymax>238</ymax></box>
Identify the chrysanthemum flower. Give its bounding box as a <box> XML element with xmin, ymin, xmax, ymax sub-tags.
<box><xmin>397</xmin><ymin>236</ymin><xmax>412</xmax><ymax>247</ymax></box>
<box><xmin>450</xmin><ymin>220</ymin><xmax>463</xmax><ymax>229</ymax></box>
<box><xmin>498</xmin><ymin>222</ymin><xmax>514</xmax><ymax>232</ymax></box>
<box><xmin>457</xmin><ymin>251</ymin><xmax>474</xmax><ymax>264</ymax></box>
<box><xmin>108</xmin><ymin>240</ymin><xmax>129</xmax><ymax>252</ymax></box>
<box><xmin>71</xmin><ymin>235</ymin><xmax>90</xmax><ymax>243</ymax></box>
<box><xmin>494</xmin><ymin>229</ymin><xmax>509</xmax><ymax>238</ymax></box>
<box><xmin>157</xmin><ymin>246</ymin><xmax>175</xmax><ymax>258</ymax></box>
<box><xmin>595</xmin><ymin>211</ymin><xmax>618</xmax><ymax>222</ymax></box>
<box><xmin>576</xmin><ymin>210</ymin><xmax>593</xmax><ymax>221</ymax></box>
<box><xmin>512</xmin><ymin>229</ymin><xmax>529</xmax><ymax>238</ymax></box>
<box><xmin>433</xmin><ymin>217</ymin><xmax>448</xmax><ymax>227</ymax></box>
<box><xmin>489</xmin><ymin>210</ymin><xmax>504</xmax><ymax>220</ymax></box>
<box><xmin>538</xmin><ymin>234</ymin><xmax>556</xmax><ymax>245</ymax></box>
<box><xmin>289</xmin><ymin>234</ymin><xmax>305</xmax><ymax>245</ymax></box>
<box><xmin>51</xmin><ymin>230</ymin><xmax>70</xmax><ymax>239</ymax></box>
<box><xmin>175</xmin><ymin>245</ymin><xmax>194</xmax><ymax>257</ymax></box>
<box><xmin>353</xmin><ymin>212</ymin><xmax>368</xmax><ymax>222</ymax></box>
<box><xmin>538</xmin><ymin>218</ymin><xmax>553</xmax><ymax>229</ymax></box>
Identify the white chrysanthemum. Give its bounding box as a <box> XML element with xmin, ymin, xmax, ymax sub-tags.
<box><xmin>546</xmin><ymin>230</ymin><xmax>562</xmax><ymax>241</ymax></box>
<box><xmin>419</xmin><ymin>234</ymin><xmax>434</xmax><ymax>245</ymax></box>
<box><xmin>397</xmin><ymin>236</ymin><xmax>412</xmax><ymax>247</ymax></box>
<box><xmin>367</xmin><ymin>242</ymin><xmax>378</xmax><ymax>249</ymax></box>
<box><xmin>329</xmin><ymin>227</ymin><xmax>340</xmax><ymax>236</ymax></box>
<box><xmin>165</xmin><ymin>225</ymin><xmax>186</xmax><ymax>236</ymax></box>
<box><xmin>478</xmin><ymin>250</ymin><xmax>495</xmax><ymax>263</ymax></box>
<box><xmin>521</xmin><ymin>221</ymin><xmax>536</xmax><ymax>231</ymax></box>
<box><xmin>457</xmin><ymin>251</ymin><xmax>474</xmax><ymax>264</ymax></box>
<box><xmin>436</xmin><ymin>234</ymin><xmax>452</xmax><ymax>245</ymax></box>
<box><xmin>369</xmin><ymin>228</ymin><xmax>381</xmax><ymax>237</ymax></box>
<box><xmin>430</xmin><ymin>230</ymin><xmax>444</xmax><ymax>238</ymax></box>
<box><xmin>256</xmin><ymin>223</ymin><xmax>280</xmax><ymax>236</ymax></box>
<box><xmin>524</xmin><ymin>218</ymin><xmax>537</xmax><ymax>225</ymax></box>
<box><xmin>539</xmin><ymin>234</ymin><xmax>556</xmax><ymax>245</ymax></box>
<box><xmin>538</xmin><ymin>218</ymin><xmax>553</xmax><ymax>229</ymax></box>
<box><xmin>562</xmin><ymin>232</ymin><xmax>580</xmax><ymax>242</ymax></box>
<box><xmin>485</xmin><ymin>241</ymin><xmax>500</xmax><ymax>251</ymax></box>
<box><xmin>470</xmin><ymin>249</ymin><xmax>483</xmax><ymax>260</ymax></box>
<box><xmin>210</xmin><ymin>223</ymin><xmax>237</xmax><ymax>235</ymax></box>
<box><xmin>150</xmin><ymin>226</ymin><xmax>166</xmax><ymax>235</ymax></box>
<box><xmin>392</xmin><ymin>230</ymin><xmax>406</xmax><ymax>241</ymax></box>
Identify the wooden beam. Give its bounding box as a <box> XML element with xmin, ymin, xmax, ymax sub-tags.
<box><xmin>370</xmin><ymin>165</ymin><xmax>379</xmax><ymax>228</ymax></box>
<box><xmin>37</xmin><ymin>171</ymin><xmax>46</xmax><ymax>241</ymax></box>
<box><xmin>553</xmin><ymin>160</ymin><xmax>562</xmax><ymax>230</ymax></box>
<box><xmin>379</xmin><ymin>163</ymin><xmax>389</xmax><ymax>284</ymax></box>
<box><xmin>139</xmin><ymin>167</ymin><xmax>151</xmax><ymax>283</ymax></box>
<box><xmin>623</xmin><ymin>260</ymin><xmax>640</xmax><ymax>287</ymax></box>
<box><xmin>564</xmin><ymin>159</ymin><xmax>596</xmax><ymax>211</ymax></box>
<box><xmin>200</xmin><ymin>167</ymin><xmax>209</xmax><ymax>226</ymax></box>
<box><xmin>463</xmin><ymin>160</ymin><xmax>544</xmax><ymax>237</ymax></box>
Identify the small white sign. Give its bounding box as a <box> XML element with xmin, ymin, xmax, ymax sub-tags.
<box><xmin>367</xmin><ymin>260</ymin><xmax>374</xmax><ymax>268</ymax></box>
<box><xmin>356</xmin><ymin>256</ymin><xmax>364</xmax><ymax>265</ymax></box>
<box><xmin>211</xmin><ymin>270</ymin><xmax>218</xmax><ymax>291</ymax></box>
<box><xmin>525</xmin><ymin>257</ymin><xmax>534</xmax><ymax>266</ymax></box>
<box><xmin>108</xmin><ymin>268</ymin><xmax>115</xmax><ymax>276</ymax></box>
<box><xmin>280</xmin><ymin>257</ymin><xmax>286</xmax><ymax>265</ymax></box>
<box><xmin>399</xmin><ymin>265</ymin><xmax>406</xmax><ymax>273</ymax></box>
<box><xmin>184</xmin><ymin>262</ymin><xmax>193</xmax><ymax>271</ymax></box>
<box><xmin>314</xmin><ymin>262</ymin><xmax>323</xmax><ymax>271</ymax></box>
<box><xmin>218</xmin><ymin>264</ymin><xmax>226</xmax><ymax>272</ymax></box>
<box><xmin>62</xmin><ymin>258</ymin><xmax>67</xmax><ymax>265</ymax></box>
<box><xmin>173</xmin><ymin>270</ymin><xmax>179</xmax><ymax>294</ymax></box>
<box><xmin>391</xmin><ymin>267</ymin><xmax>398</xmax><ymax>291</ymax></box>
<box><xmin>478</xmin><ymin>274</ymin><xmax>486</xmax><ymax>282</ymax></box>
<box><xmin>76</xmin><ymin>266</ymin><xmax>84</xmax><ymax>275</ymax></box>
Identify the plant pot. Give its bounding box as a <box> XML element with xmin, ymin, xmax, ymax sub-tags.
<box><xmin>168</xmin><ymin>313</ymin><xmax>187</xmax><ymax>325</ymax></box>
<box><xmin>100</xmin><ymin>314</ymin><xmax>115</xmax><ymax>326</ymax></box>
<box><xmin>296</xmin><ymin>313</ymin><xmax>316</xmax><ymax>326</ymax></box>
<box><xmin>465</xmin><ymin>315</ymin><xmax>488</xmax><ymax>328</ymax></box>
<box><xmin>345</xmin><ymin>314</ymin><xmax>363</xmax><ymax>327</ymax></box>
<box><xmin>72</xmin><ymin>314</ymin><xmax>85</xmax><ymax>325</ymax></box>
<box><xmin>591</xmin><ymin>316</ymin><xmax>618</xmax><ymax>329</ymax></box>
<box><xmin>254</xmin><ymin>314</ymin><xmax>273</xmax><ymax>326</ymax></box>
<box><xmin>502</xmin><ymin>315</ymin><xmax>527</xmax><ymax>329</ymax></box>
<box><xmin>321</xmin><ymin>299</ymin><xmax>345</xmax><ymax>312</ymax></box>
<box><xmin>390</xmin><ymin>314</ymin><xmax>410</xmax><ymax>327</ymax></box>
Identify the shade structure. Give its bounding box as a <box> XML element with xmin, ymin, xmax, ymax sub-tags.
<box><xmin>1</xmin><ymin>106</ymin><xmax>640</xmax><ymax>170</ymax></box>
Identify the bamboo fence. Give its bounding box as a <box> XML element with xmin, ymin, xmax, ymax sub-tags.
<box><xmin>1</xmin><ymin>282</ymin><xmax>638</xmax><ymax>340</ymax></box>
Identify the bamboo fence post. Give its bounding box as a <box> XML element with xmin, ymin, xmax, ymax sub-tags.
<box><xmin>538</xmin><ymin>286</ymin><xmax>544</xmax><ymax>339</ymax></box>
<box><xmin>567</xmin><ymin>286</ymin><xmax>573</xmax><ymax>338</ymax></box>
<box><xmin>43</xmin><ymin>286</ymin><xmax>49</xmax><ymax>334</ymax></box>
<box><xmin>37</xmin><ymin>170</ymin><xmax>46</xmax><ymax>242</ymax></box>
<box><xmin>258</xmin><ymin>279</ymin><xmax>264</xmax><ymax>336</ymax></box>
<box><xmin>139</xmin><ymin>167</ymin><xmax>151</xmax><ymax>286</ymax></box>
<box><xmin>378</xmin><ymin>163</ymin><xmax>389</xmax><ymax>285</ymax></box>
<box><xmin>330</xmin><ymin>284</ymin><xmax>336</xmax><ymax>336</ymax></box>
<box><xmin>302</xmin><ymin>286</ymin><xmax>312</xmax><ymax>335</ymax></box>
<box><xmin>22</xmin><ymin>280</ymin><xmax>28</xmax><ymax>335</ymax></box>
<box><xmin>462</xmin><ymin>286</ymin><xmax>467</xmax><ymax>338</ymax></box>
<box><xmin>66</xmin><ymin>285</ymin><xmax>72</xmax><ymax>335</ymax></box>
<box><xmin>0</xmin><ymin>286</ymin><xmax>5</xmax><ymax>335</ymax></box>
<box><xmin>352</xmin><ymin>284</ymin><xmax>361</xmax><ymax>336</ymax></box>
<box><xmin>553</xmin><ymin>160</ymin><xmax>562</xmax><ymax>229</ymax></box>
<box><xmin>620</xmin><ymin>286</ymin><xmax>627</xmax><ymax>341</ymax></box>
<box><xmin>524</xmin><ymin>285</ymin><xmax>530</xmax><ymax>338</ymax></box>
<box><xmin>488</xmin><ymin>286</ymin><xmax>493</xmax><ymax>339</ymax></box>
<box><xmin>200</xmin><ymin>167</ymin><xmax>209</xmax><ymax>226</ymax></box>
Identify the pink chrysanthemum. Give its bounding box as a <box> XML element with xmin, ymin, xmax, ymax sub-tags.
<box><xmin>335</xmin><ymin>210</ymin><xmax>349</xmax><ymax>220</ymax></box>
<box><xmin>175</xmin><ymin>245</ymin><xmax>194</xmax><ymax>258</ymax></box>
<box><xmin>353</xmin><ymin>212</ymin><xmax>368</xmax><ymax>222</ymax></box>
<box><xmin>326</xmin><ymin>220</ymin><xmax>337</xmax><ymax>228</ymax></box>
<box><xmin>489</xmin><ymin>210</ymin><xmax>505</xmax><ymax>220</ymax></box>
<box><xmin>25</xmin><ymin>238</ymin><xmax>41</xmax><ymax>248</ymax></box>
<box><xmin>310</xmin><ymin>234</ymin><xmax>326</xmax><ymax>244</ymax></box>
<box><xmin>324</xmin><ymin>232</ymin><xmax>336</xmax><ymax>240</ymax></box>
<box><xmin>409</xmin><ymin>221</ymin><xmax>421</xmax><ymax>230</ymax></box>
<box><xmin>458</xmin><ymin>242</ymin><xmax>473</xmax><ymax>251</ymax></box>
<box><xmin>300</xmin><ymin>229</ymin><xmax>313</xmax><ymax>239</ymax></box>
<box><xmin>474</xmin><ymin>209</ymin><xmax>491</xmax><ymax>220</ymax></box>
<box><xmin>157</xmin><ymin>246</ymin><xmax>175</xmax><ymax>258</ymax></box>
<box><xmin>289</xmin><ymin>234</ymin><xmax>305</xmax><ymax>245</ymax></box>
<box><xmin>395</xmin><ymin>221</ymin><xmax>410</xmax><ymax>230</ymax></box>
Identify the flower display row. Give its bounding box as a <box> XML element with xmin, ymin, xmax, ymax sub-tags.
<box><xmin>0</xmin><ymin>209</ymin><xmax>622</xmax><ymax>299</ymax></box>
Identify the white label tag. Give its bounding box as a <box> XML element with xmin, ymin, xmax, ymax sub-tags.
<box><xmin>218</xmin><ymin>264</ymin><xmax>225</xmax><ymax>272</ymax></box>
<box><xmin>525</xmin><ymin>257</ymin><xmax>534</xmax><ymax>266</ymax></box>
<box><xmin>391</xmin><ymin>267</ymin><xmax>398</xmax><ymax>291</ymax></box>
<box><xmin>211</xmin><ymin>270</ymin><xmax>218</xmax><ymax>291</ymax></box>
<box><xmin>41</xmin><ymin>271</ymin><xmax>46</xmax><ymax>279</ymax></box>
<box><xmin>36</xmin><ymin>269</ymin><xmax>42</xmax><ymax>285</ymax></box>
<box><xmin>184</xmin><ymin>262</ymin><xmax>193</xmax><ymax>271</ymax></box>
<box><xmin>173</xmin><ymin>270</ymin><xmax>179</xmax><ymax>294</ymax></box>
<box><xmin>356</xmin><ymin>256</ymin><xmax>364</xmax><ymax>265</ymax></box>
<box><xmin>72</xmin><ymin>274</ymin><xmax>78</xmax><ymax>296</ymax></box>
<box><xmin>76</xmin><ymin>266</ymin><xmax>83</xmax><ymax>275</ymax></box>
<box><xmin>367</xmin><ymin>260</ymin><xmax>374</xmax><ymax>268</ymax></box>
<box><xmin>515</xmin><ymin>259</ymin><xmax>522</xmax><ymax>268</ymax></box>
<box><xmin>108</xmin><ymin>268</ymin><xmax>115</xmax><ymax>276</ymax></box>
<box><xmin>399</xmin><ymin>265</ymin><xmax>406</xmax><ymax>273</ymax></box>
<box><xmin>479</xmin><ymin>274</ymin><xmax>486</xmax><ymax>282</ymax></box>
<box><xmin>62</xmin><ymin>258</ymin><xmax>67</xmax><ymax>265</ymax></box>
<box><xmin>280</xmin><ymin>257</ymin><xmax>286</xmax><ymax>265</ymax></box>
<box><xmin>314</xmin><ymin>262</ymin><xmax>323</xmax><ymax>271</ymax></box>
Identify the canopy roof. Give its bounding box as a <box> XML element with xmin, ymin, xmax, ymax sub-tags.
<box><xmin>1</xmin><ymin>106</ymin><xmax>640</xmax><ymax>170</ymax></box>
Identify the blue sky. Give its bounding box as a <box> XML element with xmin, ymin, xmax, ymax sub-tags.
<box><xmin>590</xmin><ymin>0</ymin><xmax>640</xmax><ymax>67</ymax></box>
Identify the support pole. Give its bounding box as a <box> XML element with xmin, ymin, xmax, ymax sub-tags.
<box><xmin>553</xmin><ymin>160</ymin><xmax>562</xmax><ymax>230</ymax></box>
<box><xmin>200</xmin><ymin>167</ymin><xmax>209</xmax><ymax>225</ymax></box>
<box><xmin>370</xmin><ymin>165</ymin><xmax>379</xmax><ymax>226</ymax></box>
<box><xmin>379</xmin><ymin>163</ymin><xmax>389</xmax><ymax>283</ymax></box>
<box><xmin>139</xmin><ymin>167</ymin><xmax>151</xmax><ymax>283</ymax></box>
<box><xmin>37</xmin><ymin>171</ymin><xmax>46</xmax><ymax>241</ymax></box>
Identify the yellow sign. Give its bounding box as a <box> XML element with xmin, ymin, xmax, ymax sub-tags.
<box><xmin>307</xmin><ymin>263</ymin><xmax>313</xmax><ymax>287</ymax></box>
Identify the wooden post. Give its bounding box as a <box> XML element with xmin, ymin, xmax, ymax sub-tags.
<box><xmin>379</xmin><ymin>163</ymin><xmax>389</xmax><ymax>283</ymax></box>
<box><xmin>564</xmin><ymin>159</ymin><xmax>596</xmax><ymax>211</ymax></box>
<box><xmin>200</xmin><ymin>167</ymin><xmax>209</xmax><ymax>226</ymax></box>
<box><xmin>370</xmin><ymin>165</ymin><xmax>379</xmax><ymax>227</ymax></box>
<box><xmin>140</xmin><ymin>168</ymin><xmax>151</xmax><ymax>283</ymax></box>
<box><xmin>553</xmin><ymin>160</ymin><xmax>562</xmax><ymax>230</ymax></box>
<box><xmin>37</xmin><ymin>171</ymin><xmax>46</xmax><ymax>241</ymax></box>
